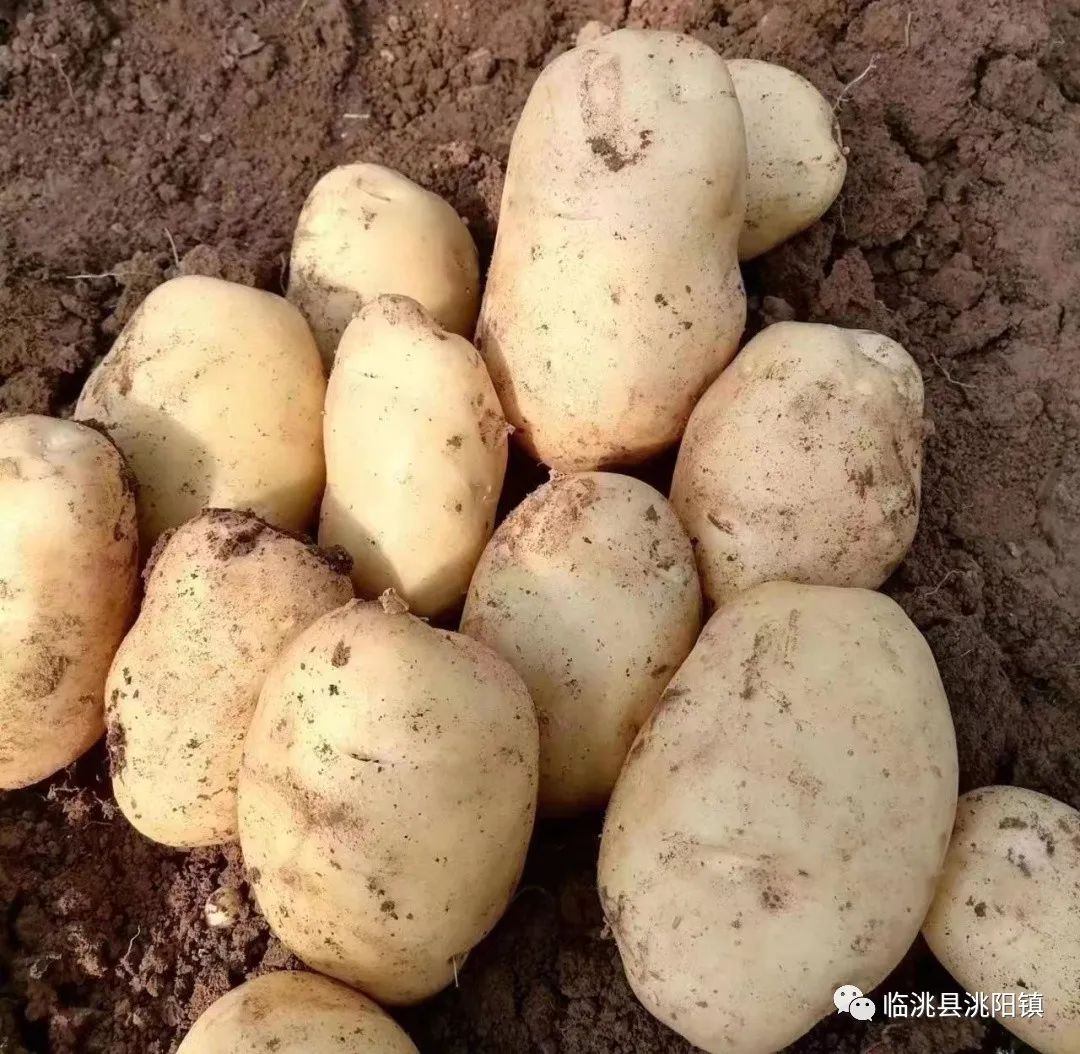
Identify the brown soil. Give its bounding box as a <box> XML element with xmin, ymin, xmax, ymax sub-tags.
<box><xmin>1</xmin><ymin>0</ymin><xmax>1077</xmax><ymax>1051</ymax></box>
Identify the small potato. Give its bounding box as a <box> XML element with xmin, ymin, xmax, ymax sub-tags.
<box><xmin>599</xmin><ymin>582</ymin><xmax>958</xmax><ymax>1054</ymax></box>
<box><xmin>320</xmin><ymin>296</ymin><xmax>507</xmax><ymax>618</ymax></box>
<box><xmin>671</xmin><ymin>321</ymin><xmax>923</xmax><ymax>609</ymax></box>
<box><xmin>923</xmin><ymin>786</ymin><xmax>1080</xmax><ymax>1053</ymax></box>
<box><xmin>0</xmin><ymin>416</ymin><xmax>138</xmax><ymax>789</ymax></box>
<box><xmin>239</xmin><ymin>595</ymin><xmax>539</xmax><ymax>1005</ymax></box>
<box><xmin>108</xmin><ymin>510</ymin><xmax>353</xmax><ymax>848</ymax></box>
<box><xmin>287</xmin><ymin>163</ymin><xmax>480</xmax><ymax>365</ymax></box>
<box><xmin>461</xmin><ymin>472</ymin><xmax>700</xmax><ymax>815</ymax></box>
<box><xmin>75</xmin><ymin>275</ymin><xmax>326</xmax><ymax>548</ymax></box>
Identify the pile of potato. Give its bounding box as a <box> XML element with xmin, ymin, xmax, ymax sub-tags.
<box><xmin>3</xmin><ymin>26</ymin><xmax>1076</xmax><ymax>1054</ymax></box>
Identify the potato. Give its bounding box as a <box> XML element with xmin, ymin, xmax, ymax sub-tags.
<box><xmin>177</xmin><ymin>971</ymin><xmax>418</xmax><ymax>1053</ymax></box>
<box><xmin>598</xmin><ymin>581</ymin><xmax>958</xmax><ymax>1054</ymax></box>
<box><xmin>0</xmin><ymin>416</ymin><xmax>138</xmax><ymax>789</ymax></box>
<box><xmin>287</xmin><ymin>163</ymin><xmax>480</xmax><ymax>365</ymax></box>
<box><xmin>239</xmin><ymin>594</ymin><xmax>539</xmax><ymax>1005</ymax></box>
<box><xmin>461</xmin><ymin>472</ymin><xmax>700</xmax><ymax>815</ymax></box>
<box><xmin>923</xmin><ymin>786</ymin><xmax>1080</xmax><ymax>1053</ymax></box>
<box><xmin>476</xmin><ymin>29</ymin><xmax>746</xmax><ymax>471</ymax></box>
<box><xmin>671</xmin><ymin>321</ymin><xmax>923</xmax><ymax>609</ymax></box>
<box><xmin>75</xmin><ymin>275</ymin><xmax>326</xmax><ymax>548</ymax></box>
<box><xmin>320</xmin><ymin>296</ymin><xmax>507</xmax><ymax>618</ymax></box>
<box><xmin>730</xmin><ymin>59</ymin><xmax>847</xmax><ymax>260</ymax></box>
<box><xmin>107</xmin><ymin>510</ymin><xmax>353</xmax><ymax>848</ymax></box>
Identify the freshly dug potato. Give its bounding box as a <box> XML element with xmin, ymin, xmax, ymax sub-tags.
<box><xmin>0</xmin><ymin>416</ymin><xmax>138</xmax><ymax>789</ymax></box>
<box><xmin>108</xmin><ymin>510</ymin><xmax>353</xmax><ymax>848</ymax></box>
<box><xmin>729</xmin><ymin>59</ymin><xmax>847</xmax><ymax>260</ymax></box>
<box><xmin>923</xmin><ymin>786</ymin><xmax>1080</xmax><ymax>1053</ymax></box>
<box><xmin>461</xmin><ymin>472</ymin><xmax>700</xmax><ymax>815</ymax></box>
<box><xmin>320</xmin><ymin>296</ymin><xmax>507</xmax><ymax>618</ymax></box>
<box><xmin>599</xmin><ymin>582</ymin><xmax>958</xmax><ymax>1054</ymax></box>
<box><xmin>239</xmin><ymin>595</ymin><xmax>539</xmax><ymax>1005</ymax></box>
<box><xmin>177</xmin><ymin>971</ymin><xmax>418</xmax><ymax>1053</ymax></box>
<box><xmin>288</xmin><ymin>163</ymin><xmax>480</xmax><ymax>365</ymax></box>
<box><xmin>477</xmin><ymin>29</ymin><xmax>746</xmax><ymax>470</ymax></box>
<box><xmin>671</xmin><ymin>321</ymin><xmax>923</xmax><ymax>608</ymax></box>
<box><xmin>75</xmin><ymin>275</ymin><xmax>326</xmax><ymax>548</ymax></box>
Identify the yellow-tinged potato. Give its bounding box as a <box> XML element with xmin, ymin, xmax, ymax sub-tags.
<box><xmin>0</xmin><ymin>416</ymin><xmax>138</xmax><ymax>789</ymax></box>
<box><xmin>287</xmin><ymin>163</ymin><xmax>480</xmax><ymax>365</ymax></box>
<box><xmin>108</xmin><ymin>510</ymin><xmax>353</xmax><ymax>848</ymax></box>
<box><xmin>320</xmin><ymin>296</ymin><xmax>507</xmax><ymax>618</ymax></box>
<box><xmin>923</xmin><ymin>786</ymin><xmax>1080</xmax><ymax>1053</ymax></box>
<box><xmin>75</xmin><ymin>275</ymin><xmax>326</xmax><ymax>548</ymax></box>
<box><xmin>477</xmin><ymin>29</ymin><xmax>746</xmax><ymax>471</ymax></box>
<box><xmin>461</xmin><ymin>472</ymin><xmax>700</xmax><ymax>816</ymax></box>
<box><xmin>671</xmin><ymin>321</ymin><xmax>923</xmax><ymax>609</ymax></box>
<box><xmin>599</xmin><ymin>582</ymin><xmax>958</xmax><ymax>1054</ymax></box>
<box><xmin>239</xmin><ymin>595</ymin><xmax>539</xmax><ymax>1005</ymax></box>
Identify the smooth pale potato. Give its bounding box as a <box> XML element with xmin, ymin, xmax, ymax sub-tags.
<box><xmin>320</xmin><ymin>296</ymin><xmax>507</xmax><ymax>618</ymax></box>
<box><xmin>671</xmin><ymin>321</ymin><xmax>923</xmax><ymax>609</ymax></box>
<box><xmin>461</xmin><ymin>472</ymin><xmax>700</xmax><ymax>815</ymax></box>
<box><xmin>477</xmin><ymin>29</ymin><xmax>746</xmax><ymax>470</ymax></box>
<box><xmin>108</xmin><ymin>510</ymin><xmax>353</xmax><ymax>848</ymax></box>
<box><xmin>177</xmin><ymin>971</ymin><xmax>419</xmax><ymax>1053</ymax></box>
<box><xmin>599</xmin><ymin>582</ymin><xmax>958</xmax><ymax>1054</ymax></box>
<box><xmin>239</xmin><ymin>595</ymin><xmax>539</xmax><ymax>1005</ymax></box>
<box><xmin>287</xmin><ymin>163</ymin><xmax>480</xmax><ymax>365</ymax></box>
<box><xmin>730</xmin><ymin>59</ymin><xmax>847</xmax><ymax>260</ymax></box>
<box><xmin>0</xmin><ymin>416</ymin><xmax>138</xmax><ymax>789</ymax></box>
<box><xmin>923</xmin><ymin>786</ymin><xmax>1080</xmax><ymax>1053</ymax></box>
<box><xmin>75</xmin><ymin>275</ymin><xmax>326</xmax><ymax>548</ymax></box>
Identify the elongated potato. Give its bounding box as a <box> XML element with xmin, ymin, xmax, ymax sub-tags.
<box><xmin>461</xmin><ymin>472</ymin><xmax>700</xmax><ymax>815</ymax></box>
<box><xmin>320</xmin><ymin>296</ymin><xmax>507</xmax><ymax>618</ymax></box>
<box><xmin>108</xmin><ymin>510</ymin><xmax>353</xmax><ymax>848</ymax></box>
<box><xmin>0</xmin><ymin>416</ymin><xmax>138</xmax><ymax>789</ymax></box>
<box><xmin>477</xmin><ymin>29</ymin><xmax>746</xmax><ymax>470</ymax></box>
<box><xmin>671</xmin><ymin>322</ymin><xmax>923</xmax><ymax>608</ymax></box>
<box><xmin>75</xmin><ymin>275</ymin><xmax>326</xmax><ymax>548</ymax></box>
<box><xmin>599</xmin><ymin>582</ymin><xmax>958</xmax><ymax>1054</ymax></box>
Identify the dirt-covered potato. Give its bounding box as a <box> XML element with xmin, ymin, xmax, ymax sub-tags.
<box><xmin>923</xmin><ymin>786</ymin><xmax>1080</xmax><ymax>1053</ymax></box>
<box><xmin>599</xmin><ymin>582</ymin><xmax>958</xmax><ymax>1054</ymax></box>
<box><xmin>671</xmin><ymin>321</ymin><xmax>923</xmax><ymax>609</ymax></box>
<box><xmin>0</xmin><ymin>416</ymin><xmax>138</xmax><ymax>790</ymax></box>
<box><xmin>107</xmin><ymin>510</ymin><xmax>353</xmax><ymax>848</ymax></box>
<box><xmin>239</xmin><ymin>595</ymin><xmax>539</xmax><ymax>1005</ymax></box>
<box><xmin>477</xmin><ymin>29</ymin><xmax>746</xmax><ymax>470</ymax></box>
<box><xmin>287</xmin><ymin>163</ymin><xmax>480</xmax><ymax>365</ymax></box>
<box><xmin>320</xmin><ymin>296</ymin><xmax>507</xmax><ymax>618</ymax></box>
<box><xmin>461</xmin><ymin>472</ymin><xmax>700</xmax><ymax>816</ymax></box>
<box><xmin>75</xmin><ymin>275</ymin><xmax>326</xmax><ymax>548</ymax></box>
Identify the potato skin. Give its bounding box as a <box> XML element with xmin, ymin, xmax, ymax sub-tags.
<box><xmin>320</xmin><ymin>296</ymin><xmax>507</xmax><ymax>618</ymax></box>
<box><xmin>461</xmin><ymin>472</ymin><xmax>700</xmax><ymax>815</ymax></box>
<box><xmin>671</xmin><ymin>321</ymin><xmax>923</xmax><ymax>609</ymax></box>
<box><xmin>477</xmin><ymin>29</ymin><xmax>746</xmax><ymax>470</ymax></box>
<box><xmin>239</xmin><ymin>597</ymin><xmax>539</xmax><ymax>1005</ymax></box>
<box><xmin>108</xmin><ymin>510</ymin><xmax>353</xmax><ymax>848</ymax></box>
<box><xmin>923</xmin><ymin>786</ymin><xmax>1080</xmax><ymax>1053</ymax></box>
<box><xmin>598</xmin><ymin>582</ymin><xmax>958</xmax><ymax>1054</ymax></box>
<box><xmin>0</xmin><ymin>416</ymin><xmax>138</xmax><ymax>789</ymax></box>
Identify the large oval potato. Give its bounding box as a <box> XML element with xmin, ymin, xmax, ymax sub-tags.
<box><xmin>461</xmin><ymin>472</ymin><xmax>700</xmax><ymax>815</ymax></box>
<box><xmin>239</xmin><ymin>595</ymin><xmax>539</xmax><ymax>1005</ymax></box>
<box><xmin>923</xmin><ymin>786</ymin><xmax>1080</xmax><ymax>1053</ymax></box>
<box><xmin>0</xmin><ymin>416</ymin><xmax>138</xmax><ymax>789</ymax></box>
<box><xmin>75</xmin><ymin>275</ymin><xmax>326</xmax><ymax>548</ymax></box>
<box><xmin>477</xmin><ymin>29</ymin><xmax>746</xmax><ymax>471</ymax></box>
<box><xmin>671</xmin><ymin>321</ymin><xmax>923</xmax><ymax>609</ymax></box>
<box><xmin>320</xmin><ymin>296</ymin><xmax>507</xmax><ymax>619</ymax></box>
<box><xmin>598</xmin><ymin>582</ymin><xmax>958</xmax><ymax>1054</ymax></box>
<box><xmin>108</xmin><ymin>510</ymin><xmax>353</xmax><ymax>848</ymax></box>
